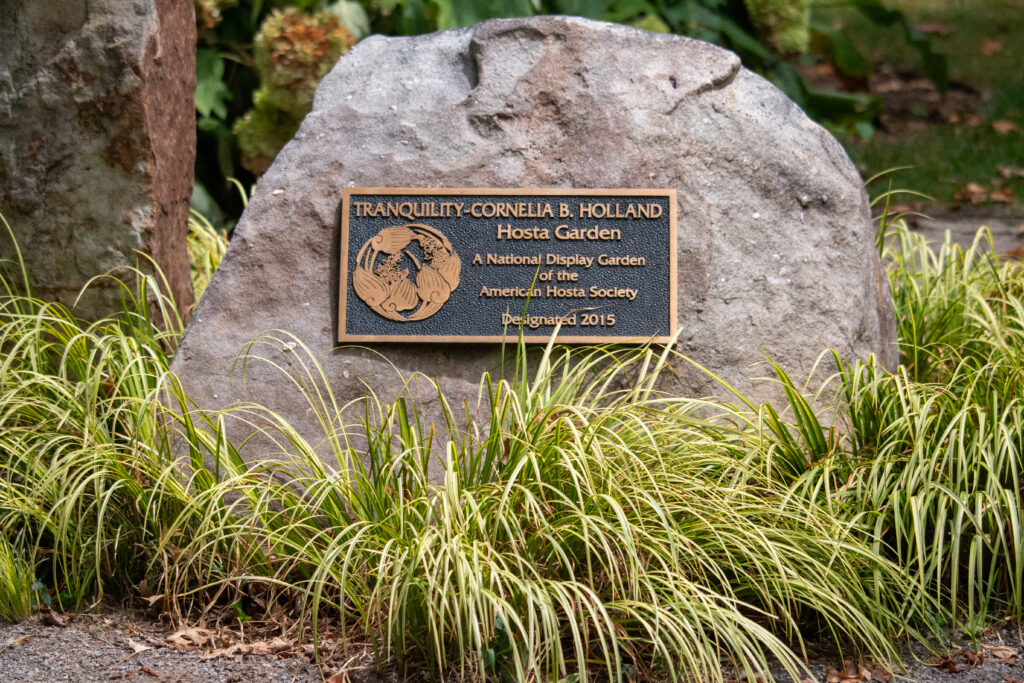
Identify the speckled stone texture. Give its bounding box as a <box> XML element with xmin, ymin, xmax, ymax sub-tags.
<box><xmin>171</xmin><ymin>16</ymin><xmax>896</xmax><ymax>461</ymax></box>
<box><xmin>0</xmin><ymin>0</ymin><xmax>196</xmax><ymax>319</ymax></box>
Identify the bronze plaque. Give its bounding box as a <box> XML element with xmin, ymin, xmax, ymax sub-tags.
<box><xmin>338</xmin><ymin>188</ymin><xmax>677</xmax><ymax>343</ymax></box>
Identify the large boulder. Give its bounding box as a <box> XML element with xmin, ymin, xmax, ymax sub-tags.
<box><xmin>171</xmin><ymin>16</ymin><xmax>896</xmax><ymax>457</ymax></box>
<box><xmin>0</xmin><ymin>0</ymin><xmax>196</xmax><ymax>318</ymax></box>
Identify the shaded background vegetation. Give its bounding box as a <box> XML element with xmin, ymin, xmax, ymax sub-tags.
<box><xmin>194</xmin><ymin>0</ymin><xmax>1020</xmax><ymax>229</ymax></box>
<box><xmin>813</xmin><ymin>1</ymin><xmax>1023</xmax><ymax>210</ymax></box>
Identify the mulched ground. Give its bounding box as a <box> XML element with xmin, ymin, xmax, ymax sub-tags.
<box><xmin>2</xmin><ymin>603</ymin><xmax>1024</xmax><ymax>682</ymax></box>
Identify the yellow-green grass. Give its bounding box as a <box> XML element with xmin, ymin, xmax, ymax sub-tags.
<box><xmin>2</xmin><ymin>202</ymin><xmax>1024</xmax><ymax>678</ymax></box>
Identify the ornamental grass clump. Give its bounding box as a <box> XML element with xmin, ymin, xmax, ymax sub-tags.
<box><xmin>0</xmin><ymin>210</ymin><xmax>909</xmax><ymax>679</ymax></box>
<box><xmin>5</xmin><ymin>206</ymin><xmax>1024</xmax><ymax>678</ymax></box>
<box><xmin>0</xmin><ymin>535</ymin><xmax>34</xmax><ymax>622</ymax></box>
<box><xmin>791</xmin><ymin>222</ymin><xmax>1024</xmax><ymax>629</ymax></box>
<box><xmin>730</xmin><ymin>212</ymin><xmax>1024</xmax><ymax>632</ymax></box>
<box><xmin>0</xmin><ymin>215</ymin><xmax>194</xmax><ymax>609</ymax></box>
<box><xmin>157</xmin><ymin>334</ymin><xmax>909</xmax><ymax>681</ymax></box>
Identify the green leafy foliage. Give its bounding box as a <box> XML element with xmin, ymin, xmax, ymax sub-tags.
<box><xmin>847</xmin><ymin>0</ymin><xmax>947</xmax><ymax>94</ymax></box>
<box><xmin>195</xmin><ymin>2</ymin><xmax>359</xmax><ymax>219</ymax></box>
<box><xmin>838</xmin><ymin>3</ymin><xmax>1024</xmax><ymax>209</ymax></box>
<box><xmin>195</xmin><ymin>49</ymin><xmax>233</xmax><ymax>120</ymax></box>
<box><xmin>744</xmin><ymin>0</ymin><xmax>810</xmax><ymax>55</ymax></box>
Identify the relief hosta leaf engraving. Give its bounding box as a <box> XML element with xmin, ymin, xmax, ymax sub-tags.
<box><xmin>352</xmin><ymin>267</ymin><xmax>388</xmax><ymax>306</ymax></box>
<box><xmin>371</xmin><ymin>226</ymin><xmax>416</xmax><ymax>254</ymax></box>
<box><xmin>352</xmin><ymin>223</ymin><xmax>461</xmax><ymax>322</ymax></box>
<box><xmin>383</xmin><ymin>276</ymin><xmax>418</xmax><ymax>312</ymax></box>
<box><xmin>415</xmin><ymin>264</ymin><xmax>450</xmax><ymax>303</ymax></box>
<box><xmin>435</xmin><ymin>251</ymin><xmax>461</xmax><ymax>289</ymax></box>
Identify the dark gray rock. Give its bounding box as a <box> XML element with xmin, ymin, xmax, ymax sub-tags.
<box><xmin>0</xmin><ymin>0</ymin><xmax>196</xmax><ymax>319</ymax></box>
<box><xmin>171</xmin><ymin>16</ymin><xmax>896</xmax><ymax>458</ymax></box>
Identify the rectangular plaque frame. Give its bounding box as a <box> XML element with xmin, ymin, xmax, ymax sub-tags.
<box><xmin>338</xmin><ymin>187</ymin><xmax>677</xmax><ymax>344</ymax></box>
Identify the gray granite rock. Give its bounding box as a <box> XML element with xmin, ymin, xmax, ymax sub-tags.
<box><xmin>0</xmin><ymin>0</ymin><xmax>196</xmax><ymax>319</ymax></box>
<box><xmin>171</xmin><ymin>16</ymin><xmax>896</xmax><ymax>460</ymax></box>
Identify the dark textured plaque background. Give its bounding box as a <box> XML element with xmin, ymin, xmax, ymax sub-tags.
<box><xmin>339</xmin><ymin>189</ymin><xmax>676</xmax><ymax>343</ymax></box>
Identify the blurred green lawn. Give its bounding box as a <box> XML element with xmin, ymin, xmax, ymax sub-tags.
<box><xmin>813</xmin><ymin>0</ymin><xmax>1024</xmax><ymax>211</ymax></box>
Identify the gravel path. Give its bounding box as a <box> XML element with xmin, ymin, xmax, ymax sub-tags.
<box><xmin>0</xmin><ymin>606</ymin><xmax>380</xmax><ymax>683</ymax></box>
<box><xmin>767</xmin><ymin>628</ymin><xmax>1024</xmax><ymax>683</ymax></box>
<box><xmin>3</xmin><ymin>605</ymin><xmax>1024</xmax><ymax>682</ymax></box>
<box><xmin>904</xmin><ymin>213</ymin><xmax>1023</xmax><ymax>256</ymax></box>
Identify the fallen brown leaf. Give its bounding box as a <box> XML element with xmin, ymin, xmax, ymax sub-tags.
<box><xmin>128</xmin><ymin>638</ymin><xmax>153</xmax><ymax>655</ymax></box>
<box><xmin>1006</xmin><ymin>245</ymin><xmax>1024</xmax><ymax>260</ymax></box>
<box><xmin>994</xmin><ymin>120</ymin><xmax>1020</xmax><ymax>135</ymax></box>
<box><xmin>918</xmin><ymin>22</ymin><xmax>955</xmax><ymax>36</ymax></box>
<box><xmin>139</xmin><ymin>667</ymin><xmax>159</xmax><ymax>678</ymax></box>
<box><xmin>823</xmin><ymin>660</ymin><xmax>864</xmax><ymax>682</ymax></box>
<box><xmin>1002</xmin><ymin>675</ymin><xmax>1023</xmax><ymax>683</ymax></box>
<box><xmin>978</xmin><ymin>38</ymin><xmax>1004</xmax><ymax>56</ymax></box>
<box><xmin>873</xmin><ymin>78</ymin><xmax>905</xmax><ymax>94</ymax></box>
<box><xmin>809</xmin><ymin>63</ymin><xmax>837</xmax><ymax>78</ymax></box>
<box><xmin>963</xmin><ymin>649</ymin><xmax>984</xmax><ymax>666</ymax></box>
<box><xmin>326</xmin><ymin>674</ymin><xmax>348</xmax><ymax>683</ymax></box>
<box><xmin>248</xmin><ymin>637</ymin><xmax>294</xmax><ymax>655</ymax></box>
<box><xmin>998</xmin><ymin>165</ymin><xmax>1024</xmax><ymax>179</ymax></box>
<box><xmin>933</xmin><ymin>654</ymin><xmax>959</xmax><ymax>673</ymax></box>
<box><xmin>955</xmin><ymin>182</ymin><xmax>989</xmax><ymax>203</ymax></box>
<box><xmin>866</xmin><ymin>662</ymin><xmax>893</xmax><ymax>682</ymax></box>
<box><xmin>988</xmin><ymin>645</ymin><xmax>1019</xmax><ymax>666</ymax></box>
<box><xmin>199</xmin><ymin>645</ymin><xmax>236</xmax><ymax>660</ymax></box>
<box><xmin>266</xmin><ymin>636</ymin><xmax>294</xmax><ymax>654</ymax></box>
<box><xmin>967</xmin><ymin>114</ymin><xmax>983</xmax><ymax>127</ymax></box>
<box><xmin>40</xmin><ymin>609</ymin><xmax>68</xmax><ymax>627</ymax></box>
<box><xmin>164</xmin><ymin>627</ymin><xmax>212</xmax><ymax>649</ymax></box>
<box><xmin>990</xmin><ymin>188</ymin><xmax>1015</xmax><ymax>203</ymax></box>
<box><xmin>10</xmin><ymin>635</ymin><xmax>32</xmax><ymax>646</ymax></box>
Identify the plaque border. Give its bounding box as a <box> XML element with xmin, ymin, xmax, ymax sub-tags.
<box><xmin>338</xmin><ymin>187</ymin><xmax>678</xmax><ymax>344</ymax></box>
